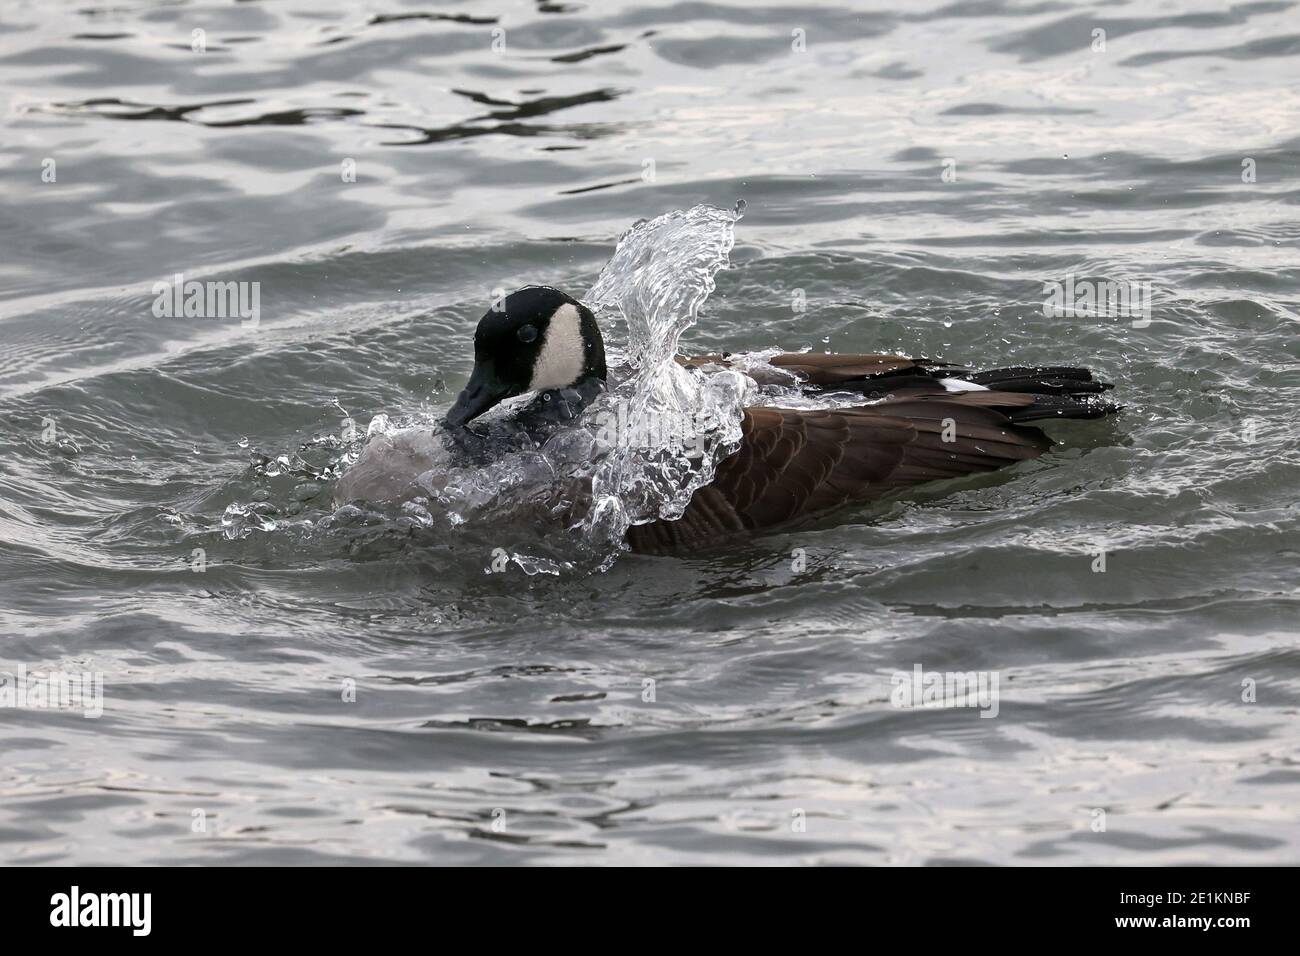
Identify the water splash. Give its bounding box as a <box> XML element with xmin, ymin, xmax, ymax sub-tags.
<box><xmin>581</xmin><ymin>203</ymin><xmax>753</xmax><ymax>558</ymax></box>
<box><xmin>233</xmin><ymin>203</ymin><xmax>755</xmax><ymax>575</ymax></box>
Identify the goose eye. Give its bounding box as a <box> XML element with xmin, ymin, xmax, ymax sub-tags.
<box><xmin>517</xmin><ymin>324</ymin><xmax>538</xmax><ymax>344</ymax></box>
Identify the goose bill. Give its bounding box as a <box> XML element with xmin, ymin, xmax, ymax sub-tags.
<box><xmin>445</xmin><ymin>363</ymin><xmax>514</xmax><ymax>427</ymax></box>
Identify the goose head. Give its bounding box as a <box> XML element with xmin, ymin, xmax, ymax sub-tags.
<box><xmin>444</xmin><ymin>286</ymin><xmax>607</xmax><ymax>428</ymax></box>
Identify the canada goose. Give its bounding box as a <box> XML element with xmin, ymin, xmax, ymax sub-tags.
<box><xmin>440</xmin><ymin>286</ymin><xmax>1120</xmax><ymax>553</ymax></box>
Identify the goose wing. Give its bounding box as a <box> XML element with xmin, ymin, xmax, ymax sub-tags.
<box><xmin>677</xmin><ymin>352</ymin><xmax>1115</xmax><ymax>401</ymax></box>
<box><xmin>678</xmin><ymin>351</ymin><xmax>965</xmax><ymax>387</ymax></box>
<box><xmin>625</xmin><ymin>393</ymin><xmax>1051</xmax><ymax>554</ymax></box>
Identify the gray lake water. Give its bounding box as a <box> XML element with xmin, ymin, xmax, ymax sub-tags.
<box><xmin>2</xmin><ymin>0</ymin><xmax>1298</xmax><ymax>865</ymax></box>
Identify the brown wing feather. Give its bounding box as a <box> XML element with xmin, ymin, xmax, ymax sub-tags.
<box><xmin>624</xmin><ymin>393</ymin><xmax>1051</xmax><ymax>554</ymax></box>
<box><xmin>766</xmin><ymin>353</ymin><xmax>935</xmax><ymax>384</ymax></box>
<box><xmin>677</xmin><ymin>352</ymin><xmax>955</xmax><ymax>387</ymax></box>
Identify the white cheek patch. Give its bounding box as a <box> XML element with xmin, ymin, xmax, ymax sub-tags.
<box><xmin>528</xmin><ymin>302</ymin><xmax>586</xmax><ymax>391</ymax></box>
<box><xmin>940</xmin><ymin>377</ymin><xmax>989</xmax><ymax>392</ymax></box>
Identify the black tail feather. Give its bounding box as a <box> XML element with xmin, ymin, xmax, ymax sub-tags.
<box><xmin>961</xmin><ymin>366</ymin><xmax>1120</xmax><ymax>422</ymax></box>
<box><xmin>962</xmin><ymin>365</ymin><xmax>1113</xmax><ymax>395</ymax></box>
<box><xmin>793</xmin><ymin>360</ymin><xmax>1122</xmax><ymax>423</ymax></box>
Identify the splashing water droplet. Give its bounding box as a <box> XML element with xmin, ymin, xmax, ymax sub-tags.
<box><xmin>581</xmin><ymin>204</ymin><xmax>751</xmax><ymax>563</ymax></box>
